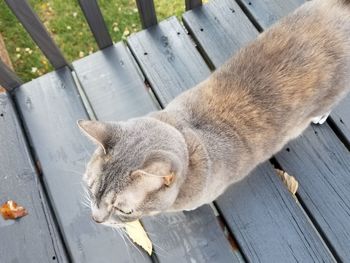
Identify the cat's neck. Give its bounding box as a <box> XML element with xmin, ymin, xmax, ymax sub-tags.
<box><xmin>150</xmin><ymin>110</ymin><xmax>250</xmax><ymax>211</ymax></box>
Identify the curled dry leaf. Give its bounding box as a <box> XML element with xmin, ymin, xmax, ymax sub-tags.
<box><xmin>275</xmin><ymin>169</ymin><xmax>299</xmax><ymax>195</ymax></box>
<box><xmin>124</xmin><ymin>220</ymin><xmax>153</xmax><ymax>255</ymax></box>
<box><xmin>0</xmin><ymin>200</ymin><xmax>28</xmax><ymax>220</ymax></box>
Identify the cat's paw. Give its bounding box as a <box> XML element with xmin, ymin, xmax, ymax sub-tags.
<box><xmin>312</xmin><ymin>112</ymin><xmax>330</xmax><ymax>125</ymax></box>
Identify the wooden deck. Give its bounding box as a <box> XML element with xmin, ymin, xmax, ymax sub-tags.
<box><xmin>1</xmin><ymin>0</ymin><xmax>349</xmax><ymax>262</ymax></box>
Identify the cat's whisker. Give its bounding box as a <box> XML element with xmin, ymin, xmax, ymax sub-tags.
<box><xmin>113</xmin><ymin>227</ymin><xmax>132</xmax><ymax>261</ymax></box>
<box><xmin>119</xmin><ymin>227</ymin><xmax>146</xmax><ymax>260</ymax></box>
<box><xmin>80</xmin><ymin>198</ymin><xmax>91</xmax><ymax>209</ymax></box>
<box><xmin>118</xmin><ymin>222</ymin><xmax>157</xmax><ymax>238</ymax></box>
<box><xmin>150</xmin><ymin>243</ymin><xmax>170</xmax><ymax>258</ymax></box>
<box><xmin>59</xmin><ymin>168</ymin><xmax>83</xmax><ymax>176</ymax></box>
<box><xmin>112</xmin><ymin>223</ymin><xmax>169</xmax><ymax>258</ymax></box>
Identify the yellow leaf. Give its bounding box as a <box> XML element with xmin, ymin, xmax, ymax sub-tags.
<box><xmin>123</xmin><ymin>28</ymin><xmax>130</xmax><ymax>36</ymax></box>
<box><xmin>124</xmin><ymin>220</ymin><xmax>153</xmax><ymax>255</ymax></box>
<box><xmin>275</xmin><ymin>169</ymin><xmax>299</xmax><ymax>195</ymax></box>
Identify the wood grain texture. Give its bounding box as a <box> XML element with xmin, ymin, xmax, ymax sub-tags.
<box><xmin>78</xmin><ymin>0</ymin><xmax>113</xmax><ymax>50</ymax></box>
<box><xmin>5</xmin><ymin>0</ymin><xmax>68</xmax><ymax>69</ymax></box>
<box><xmin>185</xmin><ymin>0</ymin><xmax>202</xmax><ymax>11</ymax></box>
<box><xmin>14</xmin><ymin>67</ymin><xmax>151</xmax><ymax>263</ymax></box>
<box><xmin>127</xmin><ymin>16</ymin><xmax>211</xmax><ymax>106</ymax></box>
<box><xmin>216</xmin><ymin>163</ymin><xmax>334</xmax><ymax>262</ymax></box>
<box><xmin>183</xmin><ymin>0</ymin><xmax>258</xmax><ymax>68</ymax></box>
<box><xmin>182</xmin><ymin>1</ymin><xmax>335</xmax><ymax>261</ymax></box>
<box><xmin>143</xmin><ymin>205</ymin><xmax>244</xmax><ymax>263</ymax></box>
<box><xmin>0</xmin><ymin>59</ymin><xmax>22</xmax><ymax>92</ymax></box>
<box><xmin>237</xmin><ymin>0</ymin><xmax>304</xmax><ymax>29</ymax></box>
<box><xmin>330</xmin><ymin>94</ymin><xmax>350</xmax><ymax>148</ymax></box>
<box><xmin>275</xmin><ymin>124</ymin><xmax>350</xmax><ymax>261</ymax></box>
<box><xmin>238</xmin><ymin>0</ymin><xmax>350</xmax><ymax>260</ymax></box>
<box><xmin>73</xmin><ymin>42</ymin><xmax>158</xmax><ymax>121</ymax></box>
<box><xmin>74</xmin><ymin>40</ymin><xmax>241</xmax><ymax>262</ymax></box>
<box><xmin>135</xmin><ymin>0</ymin><xmax>158</xmax><ymax>29</ymax></box>
<box><xmin>0</xmin><ymin>93</ymin><xmax>68</xmax><ymax>263</ymax></box>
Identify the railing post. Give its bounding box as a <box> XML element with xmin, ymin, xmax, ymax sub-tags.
<box><xmin>5</xmin><ymin>0</ymin><xmax>69</xmax><ymax>69</ymax></box>
<box><xmin>185</xmin><ymin>0</ymin><xmax>202</xmax><ymax>10</ymax></box>
<box><xmin>135</xmin><ymin>0</ymin><xmax>158</xmax><ymax>29</ymax></box>
<box><xmin>0</xmin><ymin>59</ymin><xmax>22</xmax><ymax>92</ymax></box>
<box><xmin>78</xmin><ymin>0</ymin><xmax>113</xmax><ymax>50</ymax></box>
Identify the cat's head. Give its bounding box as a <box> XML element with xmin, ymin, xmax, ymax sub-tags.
<box><xmin>77</xmin><ymin>117</ymin><xmax>188</xmax><ymax>226</ymax></box>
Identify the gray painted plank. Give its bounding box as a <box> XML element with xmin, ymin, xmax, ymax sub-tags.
<box><xmin>5</xmin><ymin>0</ymin><xmax>68</xmax><ymax>69</ymax></box>
<box><xmin>73</xmin><ymin>40</ymin><xmax>242</xmax><ymax>262</ymax></box>
<box><xmin>330</xmin><ymin>95</ymin><xmax>350</xmax><ymax>147</ymax></box>
<box><xmin>128</xmin><ymin>11</ymin><xmax>334</xmax><ymax>261</ymax></box>
<box><xmin>182</xmin><ymin>1</ymin><xmax>335</xmax><ymax>261</ymax></box>
<box><xmin>216</xmin><ymin>163</ymin><xmax>334</xmax><ymax>262</ymax></box>
<box><xmin>237</xmin><ymin>0</ymin><xmax>350</xmax><ymax>260</ymax></box>
<box><xmin>183</xmin><ymin>0</ymin><xmax>258</xmax><ymax>68</ymax></box>
<box><xmin>135</xmin><ymin>0</ymin><xmax>158</xmax><ymax>29</ymax></box>
<box><xmin>143</xmin><ymin>205</ymin><xmax>244</xmax><ymax>263</ymax></box>
<box><xmin>78</xmin><ymin>0</ymin><xmax>113</xmax><ymax>50</ymax></box>
<box><xmin>127</xmin><ymin>16</ymin><xmax>211</xmax><ymax>106</ymax></box>
<box><xmin>0</xmin><ymin>93</ymin><xmax>68</xmax><ymax>263</ymax></box>
<box><xmin>185</xmin><ymin>0</ymin><xmax>202</xmax><ymax>11</ymax></box>
<box><xmin>14</xmin><ymin>67</ymin><xmax>151</xmax><ymax>263</ymax></box>
<box><xmin>73</xmin><ymin>42</ymin><xmax>158</xmax><ymax>121</ymax></box>
<box><xmin>237</xmin><ymin>0</ymin><xmax>304</xmax><ymax>29</ymax></box>
<box><xmin>0</xmin><ymin>59</ymin><xmax>22</xmax><ymax>92</ymax></box>
<box><xmin>275</xmin><ymin>124</ymin><xmax>350</xmax><ymax>261</ymax></box>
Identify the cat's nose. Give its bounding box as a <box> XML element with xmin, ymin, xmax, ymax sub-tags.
<box><xmin>92</xmin><ymin>215</ymin><xmax>103</xmax><ymax>224</ymax></box>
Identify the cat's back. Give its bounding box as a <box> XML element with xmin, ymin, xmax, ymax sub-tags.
<box><xmin>208</xmin><ymin>0</ymin><xmax>350</xmax><ymax>121</ymax></box>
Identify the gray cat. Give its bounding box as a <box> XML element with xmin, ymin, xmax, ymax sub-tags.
<box><xmin>78</xmin><ymin>0</ymin><xmax>350</xmax><ymax>225</ymax></box>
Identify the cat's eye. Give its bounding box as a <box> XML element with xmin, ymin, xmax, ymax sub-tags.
<box><xmin>114</xmin><ymin>207</ymin><xmax>133</xmax><ymax>215</ymax></box>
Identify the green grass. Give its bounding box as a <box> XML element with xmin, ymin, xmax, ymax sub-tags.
<box><xmin>0</xmin><ymin>0</ymin><xmax>185</xmax><ymax>81</ymax></box>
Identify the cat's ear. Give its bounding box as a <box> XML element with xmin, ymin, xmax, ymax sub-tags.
<box><xmin>163</xmin><ymin>172</ymin><xmax>175</xmax><ymax>187</ymax></box>
<box><xmin>77</xmin><ymin>120</ymin><xmax>112</xmax><ymax>154</ymax></box>
<box><xmin>136</xmin><ymin>151</ymin><xmax>179</xmax><ymax>187</ymax></box>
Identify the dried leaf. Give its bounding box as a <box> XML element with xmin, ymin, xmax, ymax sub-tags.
<box><xmin>275</xmin><ymin>169</ymin><xmax>299</xmax><ymax>195</ymax></box>
<box><xmin>0</xmin><ymin>200</ymin><xmax>28</xmax><ymax>220</ymax></box>
<box><xmin>124</xmin><ymin>220</ymin><xmax>153</xmax><ymax>255</ymax></box>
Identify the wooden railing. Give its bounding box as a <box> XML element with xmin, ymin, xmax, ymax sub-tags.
<box><xmin>0</xmin><ymin>0</ymin><xmax>203</xmax><ymax>93</ymax></box>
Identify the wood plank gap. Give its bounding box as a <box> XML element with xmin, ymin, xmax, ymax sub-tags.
<box><xmin>7</xmin><ymin>93</ymin><xmax>70</xmax><ymax>262</ymax></box>
<box><xmin>270</xmin><ymin>137</ymin><xmax>343</xmax><ymax>262</ymax></box>
<box><xmin>182</xmin><ymin>18</ymin><xmax>216</xmax><ymax>70</ymax></box>
<box><xmin>126</xmin><ymin>41</ymin><xmax>166</xmax><ymax>108</ymax></box>
<box><xmin>327</xmin><ymin>118</ymin><xmax>350</xmax><ymax>152</ymax></box>
<box><xmin>124</xmin><ymin>44</ymin><xmax>162</xmax><ymax>110</ymax></box>
<box><xmin>294</xmin><ymin>192</ymin><xmax>342</xmax><ymax>262</ymax></box>
<box><xmin>212</xmin><ymin>203</ymin><xmax>248</xmax><ymax>262</ymax></box>
<box><xmin>235</xmin><ymin>0</ymin><xmax>263</xmax><ymax>32</ymax></box>
<box><xmin>71</xmin><ymin>70</ymin><xmax>97</xmax><ymax>120</ymax></box>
